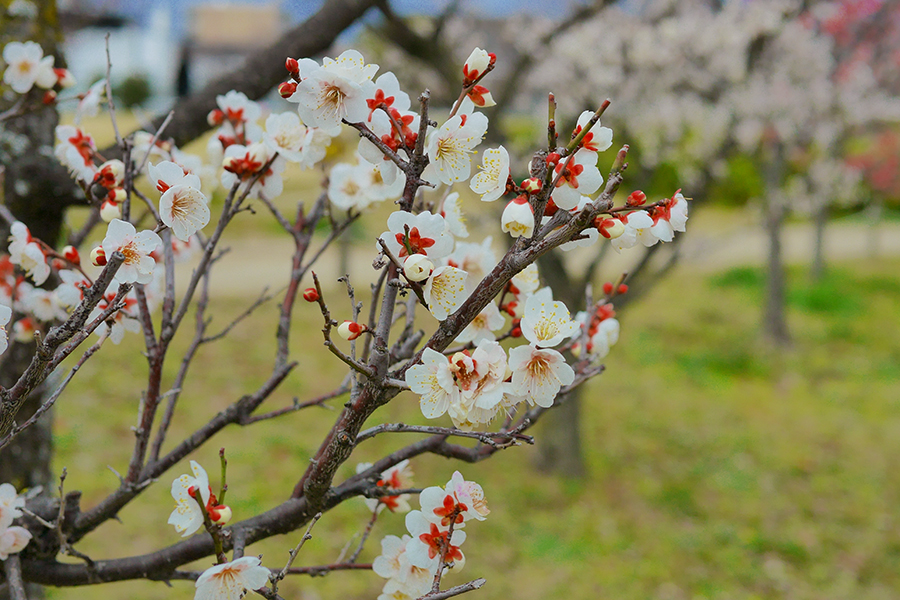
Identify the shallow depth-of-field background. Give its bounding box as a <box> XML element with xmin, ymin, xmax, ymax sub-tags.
<box><xmin>43</xmin><ymin>111</ymin><xmax>900</xmax><ymax>599</ymax></box>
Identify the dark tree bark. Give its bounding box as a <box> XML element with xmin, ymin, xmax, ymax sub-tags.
<box><xmin>762</xmin><ymin>140</ymin><xmax>790</xmax><ymax>346</ymax></box>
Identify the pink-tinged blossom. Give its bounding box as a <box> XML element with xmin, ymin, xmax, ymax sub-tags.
<box><xmin>379</xmin><ymin>211</ymin><xmax>454</xmax><ymax>262</ymax></box>
<box><xmin>406</xmin><ymin>347</ymin><xmax>459</xmax><ymax>419</ymax></box>
<box><xmin>521</xmin><ymin>287</ymin><xmax>579</xmax><ymax>348</ymax></box>
<box><xmin>101</xmin><ymin>220</ymin><xmax>161</xmax><ymax>285</ymax></box>
<box><xmin>610</xmin><ymin>210</ymin><xmax>654</xmax><ymax>252</ymax></box>
<box><xmin>469</xmin><ymin>146</ymin><xmax>509</xmax><ymax>202</ymax></box>
<box><xmin>588</xmin><ymin>317</ymin><xmax>620</xmax><ymax>359</ymax></box>
<box><xmin>194</xmin><ymin>556</ymin><xmax>270</xmax><ymax>600</ymax></box>
<box><xmin>501</xmin><ymin>196</ymin><xmax>534</xmax><ymax>239</ymax></box>
<box><xmin>423</xmin><ymin>111</ymin><xmax>489</xmax><ymax>185</ymax></box>
<box><xmin>422</xmin><ymin>266</ymin><xmax>468</xmax><ymax>321</ymax></box>
<box><xmin>168</xmin><ymin>460</ymin><xmax>211</xmax><ymax>538</ymax></box>
<box><xmin>419</xmin><ymin>471</ymin><xmax>489</xmax><ymax>528</ymax></box>
<box><xmin>0</xmin><ymin>526</ymin><xmax>31</xmax><ymax>560</ymax></box>
<box><xmin>508</xmin><ymin>344</ymin><xmax>575</xmax><ymax>408</ymax></box>
<box><xmin>54</xmin><ymin>125</ymin><xmax>98</xmax><ymax>183</ymax></box>
<box><xmin>8</xmin><ymin>222</ymin><xmax>49</xmax><ymax>285</ymax></box>
<box><xmin>0</xmin><ymin>483</ymin><xmax>24</xmax><ymax>530</ymax></box>
<box><xmin>551</xmin><ymin>150</ymin><xmax>604</xmax><ymax>210</ymax></box>
<box><xmin>404</xmin><ymin>510</ymin><xmax>466</xmax><ymax>572</ymax></box>
<box><xmin>2</xmin><ymin>41</ymin><xmax>55</xmax><ymax>93</ymax></box>
<box><xmin>288</xmin><ymin>49</ymin><xmax>378</xmax><ymax>133</ymax></box>
<box><xmin>455</xmin><ymin>302</ymin><xmax>504</xmax><ymax>345</ymax></box>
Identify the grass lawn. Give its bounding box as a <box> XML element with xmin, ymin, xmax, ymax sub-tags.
<box><xmin>40</xmin><ymin>251</ymin><xmax>900</xmax><ymax>600</ymax></box>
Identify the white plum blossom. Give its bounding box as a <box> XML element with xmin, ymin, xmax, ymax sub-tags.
<box><xmin>151</xmin><ymin>161</ymin><xmax>210</xmax><ymax>242</ymax></box>
<box><xmin>289</xmin><ymin>49</ymin><xmax>378</xmax><ymax>133</ymax></box>
<box><xmin>168</xmin><ymin>460</ymin><xmax>211</xmax><ymax>538</ymax></box>
<box><xmin>446</xmin><ymin>237</ymin><xmax>496</xmax><ymax>290</ymax></box>
<box><xmin>0</xmin><ymin>525</ymin><xmax>31</xmax><ymax>560</ymax></box>
<box><xmin>447</xmin><ymin>341</ymin><xmax>509</xmax><ymax>430</ymax></box>
<box><xmin>573</xmin><ymin>110</ymin><xmax>614</xmax><ymax>154</ymax></box>
<box><xmin>403</xmin><ymin>254</ymin><xmax>433</xmax><ymax>282</ymax></box>
<box><xmin>454</xmin><ymin>302</ymin><xmax>504</xmax><ymax>345</ymax></box>
<box><xmin>329</xmin><ymin>159</ymin><xmax>403</xmax><ymax>211</ymax></box>
<box><xmin>2</xmin><ymin>41</ymin><xmax>55</xmax><ymax>93</ymax></box>
<box><xmin>440</xmin><ymin>192</ymin><xmax>468</xmax><ymax>238</ymax></box>
<box><xmin>74</xmin><ymin>78</ymin><xmax>106</xmax><ymax>125</ymax></box>
<box><xmin>469</xmin><ymin>146</ymin><xmax>509</xmax><ymax>202</ymax></box>
<box><xmin>54</xmin><ymin>125</ymin><xmax>98</xmax><ymax>183</ymax></box>
<box><xmin>610</xmin><ymin>210</ymin><xmax>654</xmax><ymax>252</ymax></box>
<box><xmin>463</xmin><ymin>48</ymin><xmax>492</xmax><ymax>82</ymax></box>
<box><xmin>87</xmin><ymin>284</ymin><xmax>141</xmax><ymax>344</ymax></box>
<box><xmin>8</xmin><ymin>222</ymin><xmax>49</xmax><ymax>285</ymax></box>
<box><xmin>521</xmin><ymin>287</ymin><xmax>579</xmax><ymax>348</ymax></box>
<box><xmin>0</xmin><ymin>483</ymin><xmax>24</xmax><ymax>530</ymax></box>
<box><xmin>500</xmin><ymin>196</ymin><xmax>534</xmax><ymax>239</ymax></box>
<box><xmin>263</xmin><ymin>111</ymin><xmax>314</xmax><ymax>164</ymax></box>
<box><xmin>551</xmin><ymin>150</ymin><xmax>604</xmax><ymax>210</ymax></box>
<box><xmin>0</xmin><ymin>305</ymin><xmax>10</xmax><ymax>356</ymax></box>
<box><xmin>422</xmin><ymin>266</ymin><xmax>468</xmax><ymax>321</ymax></box>
<box><xmin>55</xmin><ymin>269</ymin><xmax>90</xmax><ymax>309</ymax></box>
<box><xmin>423</xmin><ymin>111</ymin><xmax>489</xmax><ymax>185</ymax></box>
<box><xmin>194</xmin><ymin>556</ymin><xmax>270</xmax><ymax>600</ymax></box>
<box><xmin>406</xmin><ymin>348</ymin><xmax>459</xmax><ymax>419</ymax></box>
<box><xmin>356</xmin><ymin>459</ymin><xmax>415</xmax><ymax>514</ymax></box>
<box><xmin>419</xmin><ymin>471</ymin><xmax>489</xmax><ymax>527</ymax></box>
<box><xmin>508</xmin><ymin>344</ymin><xmax>575</xmax><ymax>408</ymax></box>
<box><xmin>379</xmin><ymin>211</ymin><xmax>454</xmax><ymax>262</ymax></box>
<box><xmin>101</xmin><ymin>220</ymin><xmax>161</xmax><ymax>285</ymax></box>
<box><xmin>372</xmin><ymin>535</ymin><xmax>432</xmax><ymax>598</ymax></box>
<box><xmin>404</xmin><ymin>510</ymin><xmax>466</xmax><ymax>572</ymax></box>
<box><xmin>19</xmin><ymin>284</ymin><xmax>65</xmax><ymax>322</ymax></box>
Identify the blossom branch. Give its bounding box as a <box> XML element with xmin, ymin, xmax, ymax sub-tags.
<box><xmin>2</xmin><ymin>555</ymin><xmax>28</xmax><ymax>600</ymax></box>
<box><xmin>356</xmin><ymin>423</ymin><xmax>533</xmax><ymax>447</ymax></box>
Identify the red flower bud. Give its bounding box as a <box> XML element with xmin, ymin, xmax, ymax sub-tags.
<box><xmin>626</xmin><ymin>190</ymin><xmax>647</xmax><ymax>206</ymax></box>
<box><xmin>546</xmin><ymin>152</ymin><xmax>560</xmax><ymax>166</ymax></box>
<box><xmin>543</xmin><ymin>197</ymin><xmax>559</xmax><ymax>217</ymax></box>
<box><xmin>207</xmin><ymin>109</ymin><xmax>225</xmax><ymax>127</ymax></box>
<box><xmin>42</xmin><ymin>90</ymin><xmax>57</xmax><ymax>105</ymax></box>
<box><xmin>602</xmin><ymin>282</ymin><xmax>614</xmax><ymax>295</ymax></box>
<box><xmin>63</xmin><ymin>245</ymin><xmax>80</xmax><ymax>264</ymax></box>
<box><xmin>90</xmin><ymin>246</ymin><xmax>106</xmax><ymax>267</ymax></box>
<box><xmin>303</xmin><ymin>288</ymin><xmax>319</xmax><ymax>302</ymax></box>
<box><xmin>617</xmin><ymin>284</ymin><xmax>629</xmax><ymax>295</ymax></box>
<box><xmin>278</xmin><ymin>81</ymin><xmax>297</xmax><ymax>98</ymax></box>
<box><xmin>285</xmin><ymin>57</ymin><xmax>299</xmax><ymax>74</ymax></box>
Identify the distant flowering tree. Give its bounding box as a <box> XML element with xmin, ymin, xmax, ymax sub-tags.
<box><xmin>0</xmin><ymin>13</ymin><xmax>688</xmax><ymax>599</ymax></box>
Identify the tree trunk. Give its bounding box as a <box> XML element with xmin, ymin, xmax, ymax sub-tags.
<box><xmin>811</xmin><ymin>201</ymin><xmax>828</xmax><ymax>282</ymax></box>
<box><xmin>533</xmin><ymin>252</ymin><xmax>586</xmax><ymax>477</ymax></box>
<box><xmin>762</xmin><ymin>141</ymin><xmax>790</xmax><ymax>346</ymax></box>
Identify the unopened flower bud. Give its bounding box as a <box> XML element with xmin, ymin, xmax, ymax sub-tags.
<box><xmin>207</xmin><ymin>109</ymin><xmax>225</xmax><ymax>127</ymax></box>
<box><xmin>99</xmin><ymin>159</ymin><xmax>126</xmax><ymax>186</ymax></box>
<box><xmin>338</xmin><ymin>320</ymin><xmax>365</xmax><ymax>341</ymax></box>
<box><xmin>546</xmin><ymin>152</ymin><xmax>560</xmax><ymax>166</ymax></box>
<box><xmin>247</xmin><ymin>142</ymin><xmax>270</xmax><ymax>166</ymax></box>
<box><xmin>42</xmin><ymin>90</ymin><xmax>57</xmax><ymax>105</ymax></box>
<box><xmin>403</xmin><ymin>255</ymin><xmax>433</xmax><ymax>282</ymax></box>
<box><xmin>611</xmin><ymin>145</ymin><xmax>629</xmax><ymax>172</ymax></box>
<box><xmin>617</xmin><ymin>284</ymin><xmax>629</xmax><ymax>295</ymax></box>
<box><xmin>463</xmin><ymin>47</ymin><xmax>492</xmax><ymax>82</ymax></box>
<box><xmin>543</xmin><ymin>197</ymin><xmax>559</xmax><ymax>217</ymax></box>
<box><xmin>626</xmin><ymin>190</ymin><xmax>646</xmax><ymax>207</ymax></box>
<box><xmin>62</xmin><ymin>245</ymin><xmax>80</xmax><ymax>264</ymax></box>
<box><xmin>510</xmin><ymin>319</ymin><xmax>522</xmax><ymax>338</ymax></box>
<box><xmin>285</xmin><ymin>57</ymin><xmax>299</xmax><ymax>74</ymax></box>
<box><xmin>90</xmin><ymin>246</ymin><xmax>107</xmax><ymax>267</ymax></box>
<box><xmin>108</xmin><ymin>187</ymin><xmax>127</xmax><ymax>203</ymax></box>
<box><xmin>221</xmin><ymin>156</ymin><xmax>239</xmax><ymax>171</ymax></box>
<box><xmin>209</xmin><ymin>504</ymin><xmax>232</xmax><ymax>526</ymax></box>
<box><xmin>100</xmin><ymin>200</ymin><xmax>122</xmax><ymax>222</ymax></box>
<box><xmin>521</xmin><ymin>178</ymin><xmax>542</xmax><ymax>193</ymax></box>
<box><xmin>278</xmin><ymin>81</ymin><xmax>297</xmax><ymax>98</ymax></box>
<box><xmin>602</xmin><ymin>282</ymin><xmax>614</xmax><ymax>295</ymax></box>
<box><xmin>595</xmin><ymin>217</ymin><xmax>625</xmax><ymax>239</ymax></box>
<box><xmin>54</xmin><ymin>68</ymin><xmax>76</xmax><ymax>89</ymax></box>
<box><xmin>303</xmin><ymin>288</ymin><xmax>319</xmax><ymax>302</ymax></box>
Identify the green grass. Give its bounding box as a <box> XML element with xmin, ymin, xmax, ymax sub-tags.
<box><xmin>40</xmin><ymin>256</ymin><xmax>900</xmax><ymax>600</ymax></box>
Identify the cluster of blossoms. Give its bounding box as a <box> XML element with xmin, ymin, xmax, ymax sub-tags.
<box><xmin>0</xmin><ymin>483</ymin><xmax>31</xmax><ymax>561</ymax></box>
<box><xmin>2</xmin><ymin>40</ymin><xmax>74</xmax><ymax>102</ymax></box>
<box><xmin>372</xmin><ymin>471</ymin><xmax>488</xmax><ymax>600</ymax></box>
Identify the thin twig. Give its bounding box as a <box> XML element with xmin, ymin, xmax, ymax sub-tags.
<box><xmin>271</xmin><ymin>512</ymin><xmax>322</xmax><ymax>595</ymax></box>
